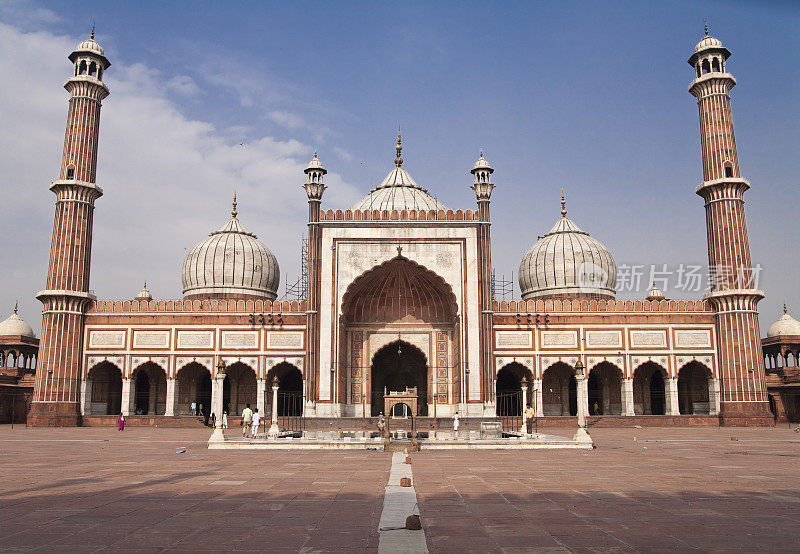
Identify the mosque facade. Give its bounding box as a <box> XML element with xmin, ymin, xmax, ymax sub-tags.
<box><xmin>28</xmin><ymin>31</ymin><xmax>776</xmax><ymax>427</ymax></box>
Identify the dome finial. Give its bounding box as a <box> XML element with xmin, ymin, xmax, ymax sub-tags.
<box><xmin>704</xmin><ymin>20</ymin><xmax>708</xmax><ymax>36</ymax></box>
<box><xmin>13</xmin><ymin>300</ymin><xmax>18</xmax><ymax>315</ymax></box>
<box><xmin>314</xmin><ymin>148</ymin><xmax>317</xmax><ymax>159</ymax></box>
<box><xmin>785</xmin><ymin>302</ymin><xmax>788</xmax><ymax>315</ymax></box>
<box><xmin>90</xmin><ymin>23</ymin><xmax>95</xmax><ymax>40</ymax></box>
<box><xmin>480</xmin><ymin>147</ymin><xmax>484</xmax><ymax>158</ymax></box>
<box><xmin>231</xmin><ymin>191</ymin><xmax>238</xmax><ymax>218</ymax></box>
<box><xmin>560</xmin><ymin>189</ymin><xmax>567</xmax><ymax>217</ymax></box>
<box><xmin>394</xmin><ymin>127</ymin><xmax>403</xmax><ymax>167</ymax></box>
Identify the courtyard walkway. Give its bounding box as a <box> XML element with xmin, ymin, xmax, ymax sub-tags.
<box><xmin>0</xmin><ymin>425</ymin><xmax>798</xmax><ymax>551</ymax></box>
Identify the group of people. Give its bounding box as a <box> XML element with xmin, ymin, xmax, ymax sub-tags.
<box><xmin>240</xmin><ymin>404</ymin><xmax>262</xmax><ymax>438</ymax></box>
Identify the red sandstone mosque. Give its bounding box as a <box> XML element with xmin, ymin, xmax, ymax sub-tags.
<box><xmin>25</xmin><ymin>29</ymin><xmax>787</xmax><ymax>427</ymax></box>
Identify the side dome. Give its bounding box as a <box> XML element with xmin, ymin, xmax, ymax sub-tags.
<box><xmin>0</xmin><ymin>304</ymin><xmax>34</xmax><ymax>338</ymax></box>
<box><xmin>182</xmin><ymin>198</ymin><xmax>279</xmax><ymax>300</ymax></box>
<box><xmin>518</xmin><ymin>195</ymin><xmax>616</xmax><ymax>301</ymax></box>
<box><xmin>767</xmin><ymin>305</ymin><xmax>800</xmax><ymax>338</ymax></box>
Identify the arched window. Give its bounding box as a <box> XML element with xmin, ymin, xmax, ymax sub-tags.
<box><xmin>724</xmin><ymin>161</ymin><xmax>733</xmax><ymax>178</ymax></box>
<box><xmin>696</xmin><ymin>64</ymin><xmax>701</xmax><ymax>78</ymax></box>
<box><xmin>79</xmin><ymin>60</ymin><xmax>87</xmax><ymax>75</ymax></box>
<box><xmin>711</xmin><ymin>58</ymin><xmax>720</xmax><ymax>72</ymax></box>
<box><xmin>97</xmin><ymin>67</ymin><xmax>103</xmax><ymax>80</ymax></box>
<box><xmin>66</xmin><ymin>165</ymin><xmax>75</xmax><ymax>179</ymax></box>
<box><xmin>701</xmin><ymin>59</ymin><xmax>710</xmax><ymax>74</ymax></box>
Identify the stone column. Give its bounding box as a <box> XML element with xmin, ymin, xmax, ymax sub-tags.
<box><xmin>257</xmin><ymin>379</ymin><xmax>266</xmax><ymax>416</ymax></box>
<box><xmin>209</xmin><ymin>373</ymin><xmax>226</xmax><ymax>443</ymax></box>
<box><xmin>121</xmin><ymin>378</ymin><xmax>132</xmax><ymax>416</ymax></box>
<box><xmin>576</xmin><ymin>376</ymin><xmax>589</xmax><ymax>426</ymax></box>
<box><xmin>622</xmin><ymin>378</ymin><xmax>635</xmax><ymax>416</ymax></box>
<box><xmin>519</xmin><ymin>379</ymin><xmax>528</xmax><ymax>435</ymax></box>
<box><xmin>165</xmin><ymin>378</ymin><xmax>176</xmax><ymax>416</ymax></box>
<box><xmin>709</xmin><ymin>378</ymin><xmax>721</xmax><ymax>416</ymax></box>
<box><xmin>533</xmin><ymin>378</ymin><xmax>544</xmax><ymax>417</ymax></box>
<box><xmin>667</xmin><ymin>377</ymin><xmax>680</xmax><ymax>416</ymax></box>
<box><xmin>80</xmin><ymin>378</ymin><xmax>92</xmax><ymax>416</ymax></box>
<box><xmin>573</xmin><ymin>370</ymin><xmax>592</xmax><ymax>444</ymax></box>
<box><xmin>268</xmin><ymin>379</ymin><xmax>280</xmax><ymax>438</ymax></box>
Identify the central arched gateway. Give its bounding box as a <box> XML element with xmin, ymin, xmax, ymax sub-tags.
<box><xmin>371</xmin><ymin>340</ymin><xmax>428</xmax><ymax>416</ymax></box>
<box><xmin>340</xmin><ymin>255</ymin><xmax>459</xmax><ymax>416</ymax></box>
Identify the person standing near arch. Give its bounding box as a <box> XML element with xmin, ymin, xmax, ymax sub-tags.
<box><xmin>453</xmin><ymin>411</ymin><xmax>460</xmax><ymax>439</ymax></box>
<box><xmin>241</xmin><ymin>403</ymin><xmax>253</xmax><ymax>437</ymax></box>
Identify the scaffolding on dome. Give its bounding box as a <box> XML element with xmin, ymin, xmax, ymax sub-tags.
<box><xmin>281</xmin><ymin>235</ymin><xmax>308</xmax><ymax>301</ymax></box>
<box><xmin>492</xmin><ymin>269</ymin><xmax>514</xmax><ymax>301</ymax></box>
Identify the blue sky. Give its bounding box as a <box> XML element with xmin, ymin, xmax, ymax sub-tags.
<box><xmin>0</xmin><ymin>0</ymin><xmax>797</xmax><ymax>333</ymax></box>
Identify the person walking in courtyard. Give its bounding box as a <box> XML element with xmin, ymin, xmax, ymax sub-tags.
<box><xmin>222</xmin><ymin>411</ymin><xmax>228</xmax><ymax>429</ymax></box>
<box><xmin>251</xmin><ymin>408</ymin><xmax>260</xmax><ymax>438</ymax></box>
<box><xmin>241</xmin><ymin>403</ymin><xmax>253</xmax><ymax>437</ymax></box>
<box><xmin>525</xmin><ymin>404</ymin><xmax>535</xmax><ymax>435</ymax></box>
<box><xmin>453</xmin><ymin>411</ymin><xmax>460</xmax><ymax>439</ymax></box>
<box><xmin>117</xmin><ymin>413</ymin><xmax>125</xmax><ymax>431</ymax></box>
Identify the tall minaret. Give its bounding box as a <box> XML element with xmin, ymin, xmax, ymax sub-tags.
<box><xmin>688</xmin><ymin>28</ymin><xmax>771</xmax><ymax>425</ymax></box>
<box><xmin>471</xmin><ymin>150</ymin><xmax>495</xmax><ymax>410</ymax></box>
<box><xmin>303</xmin><ymin>151</ymin><xmax>326</xmax><ymax>413</ymax></box>
<box><xmin>29</xmin><ymin>32</ymin><xmax>110</xmax><ymax>426</ymax></box>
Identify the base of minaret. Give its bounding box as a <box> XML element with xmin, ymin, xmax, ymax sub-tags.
<box><xmin>28</xmin><ymin>402</ymin><xmax>82</xmax><ymax>427</ymax></box>
<box><xmin>719</xmin><ymin>402</ymin><xmax>774</xmax><ymax>427</ymax></box>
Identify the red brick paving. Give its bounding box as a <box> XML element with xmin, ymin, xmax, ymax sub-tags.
<box><xmin>1</xmin><ymin>425</ymin><xmax>800</xmax><ymax>552</ymax></box>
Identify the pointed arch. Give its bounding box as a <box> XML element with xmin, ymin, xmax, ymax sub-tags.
<box><xmin>542</xmin><ymin>362</ymin><xmax>577</xmax><ymax>416</ymax></box>
<box><xmin>632</xmin><ymin>362</ymin><xmax>667</xmax><ymax>415</ymax></box>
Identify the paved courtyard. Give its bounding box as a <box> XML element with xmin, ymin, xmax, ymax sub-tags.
<box><xmin>0</xmin><ymin>425</ymin><xmax>799</xmax><ymax>552</ymax></box>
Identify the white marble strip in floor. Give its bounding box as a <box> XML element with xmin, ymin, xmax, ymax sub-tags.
<box><xmin>378</xmin><ymin>451</ymin><xmax>428</xmax><ymax>553</ymax></box>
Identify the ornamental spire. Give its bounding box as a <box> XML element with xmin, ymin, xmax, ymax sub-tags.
<box><xmin>560</xmin><ymin>189</ymin><xmax>567</xmax><ymax>217</ymax></box>
<box><xmin>231</xmin><ymin>192</ymin><xmax>238</xmax><ymax>218</ymax></box>
<box><xmin>90</xmin><ymin>24</ymin><xmax>95</xmax><ymax>40</ymax></box>
<box><xmin>13</xmin><ymin>300</ymin><xmax>18</xmax><ymax>314</ymax></box>
<box><xmin>394</xmin><ymin>127</ymin><xmax>403</xmax><ymax>167</ymax></box>
<box><xmin>704</xmin><ymin>20</ymin><xmax>708</xmax><ymax>37</ymax></box>
<box><xmin>785</xmin><ymin>302</ymin><xmax>788</xmax><ymax>315</ymax></box>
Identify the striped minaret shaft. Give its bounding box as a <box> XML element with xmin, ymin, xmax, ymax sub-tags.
<box><xmin>303</xmin><ymin>153</ymin><xmax>327</xmax><ymax>406</ymax></box>
<box><xmin>30</xmin><ymin>34</ymin><xmax>110</xmax><ymax>426</ymax></box>
<box><xmin>471</xmin><ymin>152</ymin><xmax>495</xmax><ymax>405</ymax></box>
<box><xmin>689</xmin><ymin>33</ymin><xmax>770</xmax><ymax>424</ymax></box>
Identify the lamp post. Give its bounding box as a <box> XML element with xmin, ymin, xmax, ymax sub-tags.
<box><xmin>519</xmin><ymin>376</ymin><xmax>528</xmax><ymax>436</ymax></box>
<box><xmin>573</xmin><ymin>359</ymin><xmax>592</xmax><ymax>445</ymax></box>
<box><xmin>209</xmin><ymin>359</ymin><xmax>226</xmax><ymax>443</ymax></box>
<box><xmin>268</xmin><ymin>376</ymin><xmax>280</xmax><ymax>438</ymax></box>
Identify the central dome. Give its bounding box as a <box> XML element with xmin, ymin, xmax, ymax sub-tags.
<box><xmin>351</xmin><ymin>132</ymin><xmax>446</xmax><ymax>212</ymax></box>
<box><xmin>767</xmin><ymin>306</ymin><xmax>800</xmax><ymax>338</ymax></box>
<box><xmin>0</xmin><ymin>304</ymin><xmax>34</xmax><ymax>338</ymax></box>
<box><xmin>519</xmin><ymin>195</ymin><xmax>616</xmax><ymax>301</ymax></box>
<box><xmin>182</xmin><ymin>198</ymin><xmax>279</xmax><ymax>300</ymax></box>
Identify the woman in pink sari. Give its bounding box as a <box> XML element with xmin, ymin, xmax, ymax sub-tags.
<box><xmin>117</xmin><ymin>413</ymin><xmax>125</xmax><ymax>431</ymax></box>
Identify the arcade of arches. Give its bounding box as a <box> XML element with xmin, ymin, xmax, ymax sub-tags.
<box><xmin>489</xmin><ymin>360</ymin><xmax>717</xmax><ymax>419</ymax></box>
<box><xmin>84</xmin><ymin>361</ymin><xmax>304</xmax><ymax>418</ymax></box>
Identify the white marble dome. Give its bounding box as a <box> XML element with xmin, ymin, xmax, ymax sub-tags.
<box><xmin>694</xmin><ymin>34</ymin><xmax>723</xmax><ymax>53</ymax></box>
<box><xmin>0</xmin><ymin>307</ymin><xmax>34</xmax><ymax>338</ymax></box>
<box><xmin>76</xmin><ymin>37</ymin><xmax>104</xmax><ymax>56</ymax></box>
<box><xmin>767</xmin><ymin>308</ymin><xmax>800</xmax><ymax>338</ymax></box>
<box><xmin>182</xmin><ymin>209</ymin><xmax>279</xmax><ymax>300</ymax></box>
<box><xmin>351</xmin><ymin>166</ymin><xmax>446</xmax><ymax>212</ymax></box>
<box><xmin>519</xmin><ymin>215</ymin><xmax>617</xmax><ymax>300</ymax></box>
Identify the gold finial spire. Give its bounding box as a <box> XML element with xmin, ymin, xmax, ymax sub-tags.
<box><xmin>143</xmin><ymin>280</ymin><xmax>147</xmax><ymax>289</ymax></box>
<box><xmin>231</xmin><ymin>192</ymin><xmax>238</xmax><ymax>218</ymax></box>
<box><xmin>314</xmin><ymin>148</ymin><xmax>317</xmax><ymax>159</ymax></box>
<box><xmin>13</xmin><ymin>300</ymin><xmax>18</xmax><ymax>315</ymax></box>
<box><xmin>560</xmin><ymin>189</ymin><xmax>567</xmax><ymax>217</ymax></box>
<box><xmin>480</xmin><ymin>147</ymin><xmax>484</xmax><ymax>158</ymax></box>
<box><xmin>394</xmin><ymin>127</ymin><xmax>403</xmax><ymax>167</ymax></box>
<box><xmin>785</xmin><ymin>302</ymin><xmax>788</xmax><ymax>315</ymax></box>
<box><xmin>91</xmin><ymin>24</ymin><xmax>95</xmax><ymax>40</ymax></box>
<box><xmin>704</xmin><ymin>20</ymin><xmax>708</xmax><ymax>36</ymax></box>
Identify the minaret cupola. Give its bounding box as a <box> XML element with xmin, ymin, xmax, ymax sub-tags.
<box><xmin>69</xmin><ymin>27</ymin><xmax>111</xmax><ymax>82</ymax></box>
<box><xmin>303</xmin><ymin>150</ymin><xmax>327</xmax><ymax>202</ymax></box>
<box><xmin>470</xmin><ymin>149</ymin><xmax>494</xmax><ymax>202</ymax></box>
<box><xmin>688</xmin><ymin>23</ymin><xmax>730</xmax><ymax>79</ymax></box>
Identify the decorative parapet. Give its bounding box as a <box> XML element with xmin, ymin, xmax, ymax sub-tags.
<box><xmin>88</xmin><ymin>298</ymin><xmax>308</xmax><ymax>314</ymax></box>
<box><xmin>320</xmin><ymin>208</ymin><xmax>475</xmax><ymax>222</ymax></box>
<box><xmin>491</xmin><ymin>298</ymin><xmax>712</xmax><ymax>313</ymax></box>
